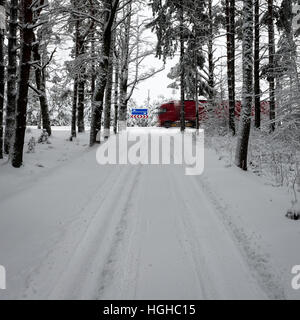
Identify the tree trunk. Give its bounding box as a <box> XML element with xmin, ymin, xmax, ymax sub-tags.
<box><xmin>254</xmin><ymin>0</ymin><xmax>261</xmax><ymax>129</ymax></box>
<box><xmin>91</xmin><ymin>56</ymin><xmax>96</xmax><ymax>102</ymax></box>
<box><xmin>12</xmin><ymin>0</ymin><xmax>34</xmax><ymax>168</ymax></box>
<box><xmin>195</xmin><ymin>51</ymin><xmax>199</xmax><ymax>131</ymax></box>
<box><xmin>208</xmin><ymin>0</ymin><xmax>215</xmax><ymax>107</ymax></box>
<box><xmin>32</xmin><ymin>34</ymin><xmax>52</xmax><ymax>136</ymax></box>
<box><xmin>0</xmin><ymin>0</ymin><xmax>5</xmax><ymax>159</ymax></box>
<box><xmin>37</xmin><ymin>112</ymin><xmax>41</xmax><ymax>129</ymax></box>
<box><xmin>268</xmin><ymin>0</ymin><xmax>276</xmax><ymax>132</ymax></box>
<box><xmin>77</xmin><ymin>37</ymin><xmax>85</xmax><ymax>133</ymax></box>
<box><xmin>71</xmin><ymin>76</ymin><xmax>78</xmax><ymax>139</ymax></box>
<box><xmin>114</xmin><ymin>55</ymin><xmax>119</xmax><ymax>134</ymax></box>
<box><xmin>226</xmin><ymin>0</ymin><xmax>236</xmax><ymax>135</ymax></box>
<box><xmin>118</xmin><ymin>1</ymin><xmax>132</xmax><ymax>132</ymax></box>
<box><xmin>4</xmin><ymin>0</ymin><xmax>18</xmax><ymax>155</ymax></box>
<box><xmin>71</xmin><ymin>18</ymin><xmax>80</xmax><ymax>139</ymax></box>
<box><xmin>235</xmin><ymin>0</ymin><xmax>253</xmax><ymax>171</ymax></box>
<box><xmin>104</xmin><ymin>30</ymin><xmax>115</xmax><ymax>139</ymax></box>
<box><xmin>180</xmin><ymin>4</ymin><xmax>185</xmax><ymax>132</ymax></box>
<box><xmin>90</xmin><ymin>11</ymin><xmax>96</xmax><ymax>127</ymax></box>
<box><xmin>119</xmin><ymin>72</ymin><xmax>128</xmax><ymax>132</ymax></box>
<box><xmin>90</xmin><ymin>0</ymin><xmax>119</xmax><ymax>146</ymax></box>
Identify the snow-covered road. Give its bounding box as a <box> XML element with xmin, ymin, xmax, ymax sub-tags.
<box><xmin>0</xmin><ymin>128</ymin><xmax>298</xmax><ymax>300</ymax></box>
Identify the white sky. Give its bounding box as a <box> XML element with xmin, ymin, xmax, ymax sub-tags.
<box><xmin>131</xmin><ymin>54</ymin><xmax>179</xmax><ymax>106</ymax></box>
<box><xmin>130</xmin><ymin>6</ymin><xmax>180</xmax><ymax>106</ymax></box>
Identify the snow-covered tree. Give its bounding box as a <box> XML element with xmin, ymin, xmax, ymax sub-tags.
<box><xmin>4</xmin><ymin>0</ymin><xmax>18</xmax><ymax>156</ymax></box>
<box><xmin>12</xmin><ymin>0</ymin><xmax>35</xmax><ymax>168</ymax></box>
<box><xmin>235</xmin><ymin>0</ymin><xmax>254</xmax><ymax>171</ymax></box>
<box><xmin>89</xmin><ymin>0</ymin><xmax>120</xmax><ymax>146</ymax></box>
<box><xmin>0</xmin><ymin>0</ymin><xmax>5</xmax><ymax>159</ymax></box>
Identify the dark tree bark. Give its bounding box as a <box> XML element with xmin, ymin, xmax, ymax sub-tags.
<box><xmin>90</xmin><ymin>48</ymin><xmax>96</xmax><ymax>101</ymax></box>
<box><xmin>235</xmin><ymin>0</ymin><xmax>253</xmax><ymax>171</ymax></box>
<box><xmin>194</xmin><ymin>49</ymin><xmax>199</xmax><ymax>131</ymax></box>
<box><xmin>104</xmin><ymin>29</ymin><xmax>115</xmax><ymax>139</ymax></box>
<box><xmin>77</xmin><ymin>36</ymin><xmax>85</xmax><ymax>133</ymax></box>
<box><xmin>71</xmin><ymin>17</ymin><xmax>80</xmax><ymax>139</ymax></box>
<box><xmin>118</xmin><ymin>1</ymin><xmax>132</xmax><ymax>132</ymax></box>
<box><xmin>268</xmin><ymin>0</ymin><xmax>276</xmax><ymax>132</ymax></box>
<box><xmin>90</xmin><ymin>44</ymin><xmax>96</xmax><ymax>136</ymax></box>
<box><xmin>207</xmin><ymin>0</ymin><xmax>215</xmax><ymax>106</ymax></box>
<box><xmin>0</xmin><ymin>0</ymin><xmax>5</xmax><ymax>159</ymax></box>
<box><xmin>4</xmin><ymin>0</ymin><xmax>18</xmax><ymax>155</ymax></box>
<box><xmin>90</xmin><ymin>0</ymin><xmax>119</xmax><ymax>146</ymax></box>
<box><xmin>114</xmin><ymin>55</ymin><xmax>119</xmax><ymax>135</ymax></box>
<box><xmin>254</xmin><ymin>0</ymin><xmax>261</xmax><ymax>129</ymax></box>
<box><xmin>32</xmin><ymin>34</ymin><xmax>52</xmax><ymax>136</ymax></box>
<box><xmin>226</xmin><ymin>0</ymin><xmax>236</xmax><ymax>135</ymax></box>
<box><xmin>72</xmin><ymin>1</ymin><xmax>95</xmax><ymax>135</ymax></box>
<box><xmin>71</xmin><ymin>75</ymin><xmax>78</xmax><ymax>139</ymax></box>
<box><xmin>180</xmin><ymin>4</ymin><xmax>185</xmax><ymax>132</ymax></box>
<box><xmin>90</xmin><ymin>3</ymin><xmax>96</xmax><ymax>104</ymax></box>
<box><xmin>12</xmin><ymin>0</ymin><xmax>34</xmax><ymax>168</ymax></box>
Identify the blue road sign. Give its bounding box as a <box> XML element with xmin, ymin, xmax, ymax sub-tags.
<box><xmin>132</xmin><ymin>109</ymin><xmax>148</xmax><ymax>116</ymax></box>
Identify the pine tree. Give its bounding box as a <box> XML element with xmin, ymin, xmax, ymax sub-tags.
<box><xmin>149</xmin><ymin>0</ymin><xmax>206</xmax><ymax>132</ymax></box>
<box><xmin>254</xmin><ymin>0</ymin><xmax>261</xmax><ymax>129</ymax></box>
<box><xmin>268</xmin><ymin>0</ymin><xmax>276</xmax><ymax>132</ymax></box>
<box><xmin>235</xmin><ymin>0</ymin><xmax>253</xmax><ymax>171</ymax></box>
<box><xmin>31</xmin><ymin>0</ymin><xmax>52</xmax><ymax>137</ymax></box>
<box><xmin>11</xmin><ymin>0</ymin><xmax>34</xmax><ymax>168</ymax></box>
<box><xmin>0</xmin><ymin>0</ymin><xmax>5</xmax><ymax>159</ymax></box>
<box><xmin>207</xmin><ymin>0</ymin><xmax>215</xmax><ymax>106</ymax></box>
<box><xmin>226</xmin><ymin>0</ymin><xmax>236</xmax><ymax>135</ymax></box>
<box><xmin>4</xmin><ymin>0</ymin><xmax>18</xmax><ymax>155</ymax></box>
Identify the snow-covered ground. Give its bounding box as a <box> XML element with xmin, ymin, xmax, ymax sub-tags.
<box><xmin>0</xmin><ymin>127</ymin><xmax>299</xmax><ymax>300</ymax></box>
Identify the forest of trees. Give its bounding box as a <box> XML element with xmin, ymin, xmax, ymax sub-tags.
<box><xmin>0</xmin><ymin>0</ymin><xmax>299</xmax><ymax>171</ymax></box>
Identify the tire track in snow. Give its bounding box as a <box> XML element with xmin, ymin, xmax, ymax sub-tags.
<box><xmin>22</xmin><ymin>162</ymin><xmax>129</xmax><ymax>299</ymax></box>
<box><xmin>168</xmin><ymin>163</ymin><xmax>268</xmax><ymax>299</ymax></box>
<box><xmin>193</xmin><ymin>174</ymin><xmax>286</xmax><ymax>300</ymax></box>
<box><xmin>165</xmin><ymin>166</ymin><xmax>216</xmax><ymax>299</ymax></box>
<box><xmin>97</xmin><ymin>165</ymin><xmax>142</xmax><ymax>299</ymax></box>
<box><xmin>46</xmin><ymin>164</ymin><xmax>141</xmax><ymax>300</ymax></box>
<box><xmin>116</xmin><ymin>165</ymin><xmax>208</xmax><ymax>300</ymax></box>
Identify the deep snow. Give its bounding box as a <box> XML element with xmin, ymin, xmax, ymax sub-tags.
<box><xmin>0</xmin><ymin>127</ymin><xmax>299</xmax><ymax>300</ymax></box>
